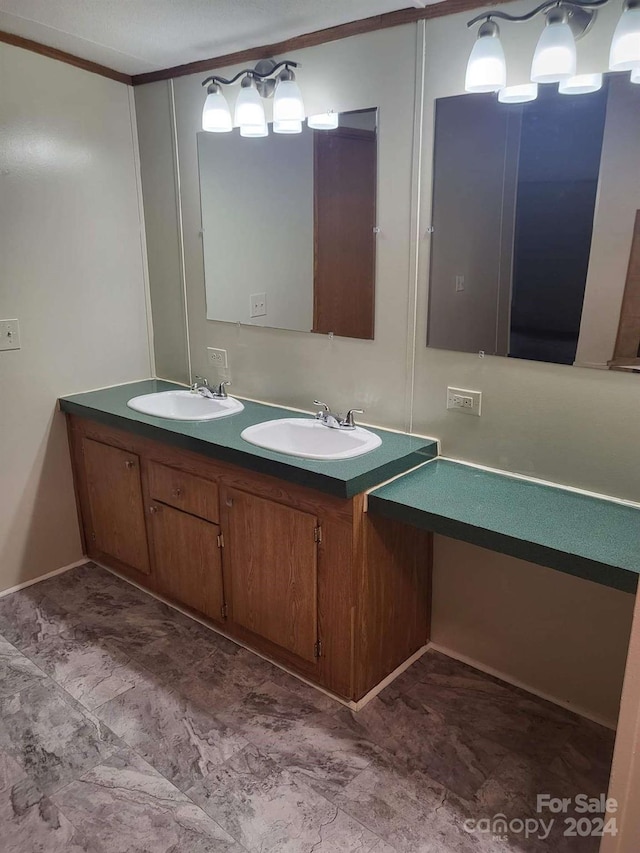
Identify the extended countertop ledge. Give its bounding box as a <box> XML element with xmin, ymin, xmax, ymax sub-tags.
<box><xmin>59</xmin><ymin>380</ymin><xmax>438</xmax><ymax>499</ymax></box>
<box><xmin>368</xmin><ymin>459</ymin><xmax>640</xmax><ymax>593</ymax></box>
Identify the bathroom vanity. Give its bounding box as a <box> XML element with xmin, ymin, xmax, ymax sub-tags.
<box><xmin>60</xmin><ymin>380</ymin><xmax>437</xmax><ymax>703</ymax></box>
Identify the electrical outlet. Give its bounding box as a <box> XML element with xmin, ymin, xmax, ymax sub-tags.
<box><xmin>250</xmin><ymin>293</ymin><xmax>267</xmax><ymax>318</ymax></box>
<box><xmin>0</xmin><ymin>319</ymin><xmax>20</xmax><ymax>351</ymax></box>
<box><xmin>447</xmin><ymin>387</ymin><xmax>481</xmax><ymax>416</ymax></box>
<box><xmin>207</xmin><ymin>347</ymin><xmax>228</xmax><ymax>368</ymax></box>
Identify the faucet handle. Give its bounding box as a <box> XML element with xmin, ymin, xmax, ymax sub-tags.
<box><xmin>314</xmin><ymin>400</ymin><xmax>330</xmax><ymax>419</ymax></box>
<box><xmin>191</xmin><ymin>375</ymin><xmax>209</xmax><ymax>391</ymax></box>
<box><xmin>343</xmin><ymin>408</ymin><xmax>364</xmax><ymax>429</ymax></box>
<box><xmin>214</xmin><ymin>380</ymin><xmax>230</xmax><ymax>398</ymax></box>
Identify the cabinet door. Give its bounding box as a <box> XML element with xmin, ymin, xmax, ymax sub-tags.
<box><xmin>83</xmin><ymin>437</ymin><xmax>150</xmax><ymax>575</ymax></box>
<box><xmin>222</xmin><ymin>488</ymin><xmax>319</xmax><ymax>663</ymax></box>
<box><xmin>149</xmin><ymin>503</ymin><xmax>225</xmax><ymax>622</ymax></box>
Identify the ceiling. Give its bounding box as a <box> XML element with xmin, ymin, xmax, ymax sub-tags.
<box><xmin>0</xmin><ymin>0</ymin><xmax>448</xmax><ymax>76</ymax></box>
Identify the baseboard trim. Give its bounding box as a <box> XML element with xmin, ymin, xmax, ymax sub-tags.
<box><xmin>428</xmin><ymin>642</ymin><xmax>617</xmax><ymax>731</ymax></box>
<box><xmin>0</xmin><ymin>558</ymin><xmax>89</xmax><ymax>599</ymax></box>
<box><xmin>351</xmin><ymin>644</ymin><xmax>431</xmax><ymax>711</ymax></box>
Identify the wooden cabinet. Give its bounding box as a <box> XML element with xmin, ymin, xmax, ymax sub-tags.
<box><xmin>221</xmin><ymin>487</ymin><xmax>319</xmax><ymax>665</ymax></box>
<box><xmin>81</xmin><ymin>437</ymin><xmax>150</xmax><ymax>576</ymax></box>
<box><xmin>148</xmin><ymin>503</ymin><xmax>225</xmax><ymax>623</ymax></box>
<box><xmin>66</xmin><ymin>415</ymin><xmax>431</xmax><ymax>702</ymax></box>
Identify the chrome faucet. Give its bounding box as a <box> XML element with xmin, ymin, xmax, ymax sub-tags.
<box><xmin>314</xmin><ymin>400</ymin><xmax>364</xmax><ymax>430</ymax></box>
<box><xmin>191</xmin><ymin>376</ymin><xmax>230</xmax><ymax>399</ymax></box>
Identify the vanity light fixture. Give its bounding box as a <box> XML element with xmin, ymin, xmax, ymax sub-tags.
<box><xmin>464</xmin><ymin>0</ymin><xmax>634</xmax><ymax>97</ymax></box>
<box><xmin>202</xmin><ymin>82</ymin><xmax>233</xmax><ymax>132</ymax></box>
<box><xmin>609</xmin><ymin>0</ymin><xmax>640</xmax><ymax>70</ymax></box>
<box><xmin>465</xmin><ymin>19</ymin><xmax>507</xmax><ymax>92</ymax></box>
<box><xmin>530</xmin><ymin>7</ymin><xmax>577</xmax><ymax>82</ymax></box>
<box><xmin>201</xmin><ymin>58</ymin><xmax>305</xmax><ymax>136</ymax></box>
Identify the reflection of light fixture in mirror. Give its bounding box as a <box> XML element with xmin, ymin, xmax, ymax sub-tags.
<box><xmin>307</xmin><ymin>111</ymin><xmax>339</xmax><ymax>130</ymax></box>
<box><xmin>201</xmin><ymin>58</ymin><xmax>302</xmax><ymax>138</ymax></box>
<box><xmin>632</xmin><ymin>66</ymin><xmax>640</xmax><ymax>81</ymax></box>
<box><xmin>559</xmin><ymin>72</ymin><xmax>603</xmax><ymax>92</ymax></box>
<box><xmin>273</xmin><ymin>120</ymin><xmax>302</xmax><ymax>134</ymax></box>
<box><xmin>531</xmin><ymin>8</ymin><xmax>576</xmax><ymax>82</ymax></box>
<box><xmin>465</xmin><ymin>19</ymin><xmax>507</xmax><ymax>92</ymax></box>
<box><xmin>273</xmin><ymin>67</ymin><xmax>305</xmax><ymax>122</ymax></box>
<box><xmin>609</xmin><ymin>0</ymin><xmax>640</xmax><ymax>70</ymax></box>
<box><xmin>498</xmin><ymin>83</ymin><xmax>539</xmax><ymax>102</ymax></box>
<box><xmin>465</xmin><ymin>1</ymin><xmax>611</xmax><ymax>93</ymax></box>
<box><xmin>202</xmin><ymin>83</ymin><xmax>232</xmax><ymax>132</ymax></box>
<box><xmin>240</xmin><ymin>121</ymin><xmax>269</xmax><ymax>138</ymax></box>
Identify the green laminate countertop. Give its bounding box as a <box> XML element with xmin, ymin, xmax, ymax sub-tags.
<box><xmin>59</xmin><ymin>380</ymin><xmax>437</xmax><ymax>499</ymax></box>
<box><xmin>369</xmin><ymin>459</ymin><xmax>640</xmax><ymax>592</ymax></box>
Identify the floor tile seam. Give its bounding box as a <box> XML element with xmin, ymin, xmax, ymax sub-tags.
<box><xmin>0</xmin><ymin>632</ymin><xmax>54</xmax><ymax>688</ymax></box>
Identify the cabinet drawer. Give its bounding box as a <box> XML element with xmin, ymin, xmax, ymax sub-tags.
<box><xmin>148</xmin><ymin>461</ymin><xmax>219</xmax><ymax>523</ymax></box>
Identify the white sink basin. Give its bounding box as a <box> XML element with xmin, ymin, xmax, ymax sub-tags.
<box><xmin>127</xmin><ymin>390</ymin><xmax>244</xmax><ymax>421</ymax></box>
<box><xmin>241</xmin><ymin>417</ymin><xmax>381</xmax><ymax>460</ymax></box>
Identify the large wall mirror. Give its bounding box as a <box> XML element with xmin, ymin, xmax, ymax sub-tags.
<box><xmin>198</xmin><ymin>107</ymin><xmax>378</xmax><ymax>340</ymax></box>
<box><xmin>427</xmin><ymin>74</ymin><xmax>640</xmax><ymax>373</ymax></box>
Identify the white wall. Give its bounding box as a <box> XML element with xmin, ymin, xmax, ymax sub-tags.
<box><xmin>199</xmin><ymin>127</ymin><xmax>314</xmax><ymax>332</ymax></box>
<box><xmin>0</xmin><ymin>43</ymin><xmax>152</xmax><ymax>593</ymax></box>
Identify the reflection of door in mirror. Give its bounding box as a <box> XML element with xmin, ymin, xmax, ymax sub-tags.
<box><xmin>427</xmin><ymin>75</ymin><xmax>640</xmax><ymax>372</ymax></box>
<box><xmin>313</xmin><ymin>120</ymin><xmax>377</xmax><ymax>339</ymax></box>
<box><xmin>610</xmin><ymin>211</ymin><xmax>640</xmax><ymax>373</ymax></box>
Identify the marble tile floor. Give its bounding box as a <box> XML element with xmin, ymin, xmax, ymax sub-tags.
<box><xmin>0</xmin><ymin>562</ymin><xmax>615</xmax><ymax>853</ymax></box>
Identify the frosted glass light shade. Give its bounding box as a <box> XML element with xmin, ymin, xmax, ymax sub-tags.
<box><xmin>240</xmin><ymin>121</ymin><xmax>268</xmax><ymax>138</ymax></box>
<box><xmin>234</xmin><ymin>83</ymin><xmax>266</xmax><ymax>130</ymax></box>
<box><xmin>202</xmin><ymin>90</ymin><xmax>232</xmax><ymax>132</ymax></box>
<box><xmin>531</xmin><ymin>20</ymin><xmax>576</xmax><ymax>83</ymax></box>
<box><xmin>609</xmin><ymin>4</ymin><xmax>640</xmax><ymax>71</ymax></box>
<box><xmin>632</xmin><ymin>66</ymin><xmax>640</xmax><ymax>82</ymax></box>
<box><xmin>273</xmin><ymin>78</ymin><xmax>305</xmax><ymax>122</ymax></box>
<box><xmin>273</xmin><ymin>120</ymin><xmax>302</xmax><ymax>134</ymax></box>
<box><xmin>307</xmin><ymin>111</ymin><xmax>339</xmax><ymax>130</ymax></box>
<box><xmin>559</xmin><ymin>73</ymin><xmax>603</xmax><ymax>94</ymax></box>
<box><xmin>498</xmin><ymin>83</ymin><xmax>538</xmax><ymax>103</ymax></box>
<box><xmin>465</xmin><ymin>29</ymin><xmax>507</xmax><ymax>92</ymax></box>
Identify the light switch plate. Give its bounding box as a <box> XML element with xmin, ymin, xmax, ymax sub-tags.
<box><xmin>0</xmin><ymin>319</ymin><xmax>20</xmax><ymax>351</ymax></box>
<box><xmin>447</xmin><ymin>386</ymin><xmax>481</xmax><ymax>416</ymax></box>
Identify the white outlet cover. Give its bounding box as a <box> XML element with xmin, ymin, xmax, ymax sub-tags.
<box><xmin>447</xmin><ymin>386</ymin><xmax>482</xmax><ymax>416</ymax></box>
<box><xmin>0</xmin><ymin>319</ymin><xmax>20</xmax><ymax>351</ymax></box>
<box><xmin>207</xmin><ymin>347</ymin><xmax>228</xmax><ymax>368</ymax></box>
<box><xmin>250</xmin><ymin>293</ymin><xmax>267</xmax><ymax>318</ymax></box>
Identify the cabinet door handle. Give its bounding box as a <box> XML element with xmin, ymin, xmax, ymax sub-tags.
<box><xmin>149</xmin><ymin>505</ymin><xmax>162</xmax><ymax>514</ymax></box>
<box><xmin>171</xmin><ymin>488</ymin><xmax>182</xmax><ymax>498</ymax></box>
<box><xmin>226</xmin><ymin>497</ymin><xmax>233</xmax><ymax>508</ymax></box>
<box><xmin>125</xmin><ymin>460</ymin><xmax>135</xmax><ymax>469</ymax></box>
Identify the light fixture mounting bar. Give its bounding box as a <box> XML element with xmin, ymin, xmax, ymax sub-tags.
<box><xmin>201</xmin><ymin>59</ymin><xmax>299</xmax><ymax>88</ymax></box>
<box><xmin>467</xmin><ymin>0</ymin><xmax>609</xmax><ymax>37</ymax></box>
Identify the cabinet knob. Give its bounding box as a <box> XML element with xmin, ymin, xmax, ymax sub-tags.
<box><xmin>125</xmin><ymin>460</ymin><xmax>135</xmax><ymax>469</ymax></box>
<box><xmin>149</xmin><ymin>505</ymin><xmax>162</xmax><ymax>514</ymax></box>
<box><xmin>226</xmin><ymin>498</ymin><xmax>233</xmax><ymax>508</ymax></box>
<box><xmin>172</xmin><ymin>488</ymin><xmax>182</xmax><ymax>498</ymax></box>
